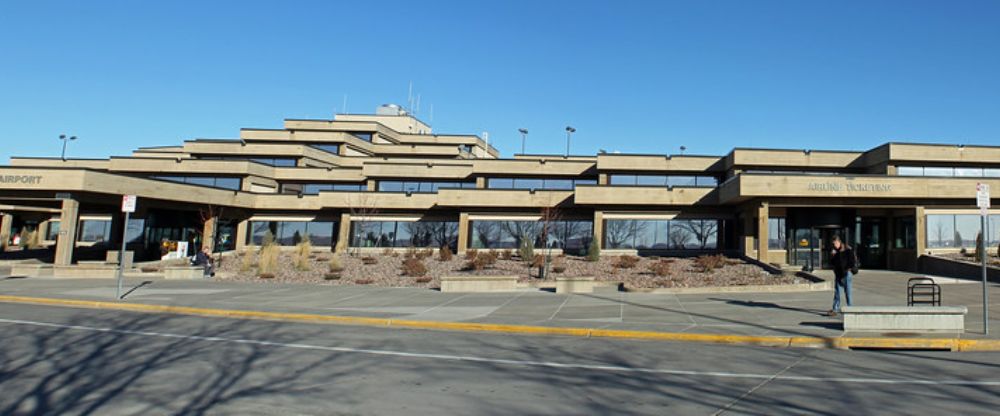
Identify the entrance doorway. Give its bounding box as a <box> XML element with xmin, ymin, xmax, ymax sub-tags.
<box><xmin>854</xmin><ymin>216</ymin><xmax>886</xmax><ymax>269</ymax></box>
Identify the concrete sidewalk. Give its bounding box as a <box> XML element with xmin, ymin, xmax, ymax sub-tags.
<box><xmin>2</xmin><ymin>268</ymin><xmax>999</xmax><ymax>342</ymax></box>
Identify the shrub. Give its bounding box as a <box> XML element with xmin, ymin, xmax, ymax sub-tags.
<box><xmin>258</xmin><ymin>273</ymin><xmax>275</xmax><ymax>279</ymax></box>
<box><xmin>483</xmin><ymin>250</ymin><xmax>498</xmax><ymax>266</ymax></box>
<box><xmin>530</xmin><ymin>254</ymin><xmax>545</xmax><ymax>269</ymax></box>
<box><xmin>415</xmin><ymin>276</ymin><xmax>432</xmax><ymax>284</ymax></box>
<box><xmin>140</xmin><ymin>266</ymin><xmax>159</xmax><ymax>273</ymax></box>
<box><xmin>260</xmin><ymin>230</ymin><xmax>275</xmax><ymax>247</ymax></box>
<box><xmin>419</xmin><ymin>248</ymin><xmax>434</xmax><ymax>260</ymax></box>
<box><xmin>293</xmin><ymin>237</ymin><xmax>312</xmax><ymax>271</ymax></box>
<box><xmin>551</xmin><ymin>256</ymin><xmax>566</xmax><ymax>273</ymax></box>
<box><xmin>438</xmin><ymin>245</ymin><xmax>453</xmax><ymax>261</ymax></box>
<box><xmin>586</xmin><ymin>240</ymin><xmax>600</xmax><ymax>262</ymax></box>
<box><xmin>648</xmin><ymin>260</ymin><xmax>672</xmax><ymax>277</ymax></box>
<box><xmin>354</xmin><ymin>278</ymin><xmax>374</xmax><ymax>285</ymax></box>
<box><xmin>463</xmin><ymin>252</ymin><xmax>495</xmax><ymax>271</ymax></box>
<box><xmin>328</xmin><ymin>255</ymin><xmax>344</xmax><ymax>272</ymax></box>
<box><xmin>612</xmin><ymin>255</ymin><xmax>640</xmax><ymax>269</ymax></box>
<box><xmin>257</xmin><ymin>244</ymin><xmax>280</xmax><ymax>276</ymax></box>
<box><xmin>240</xmin><ymin>247</ymin><xmax>255</xmax><ymax>272</ymax></box>
<box><xmin>323</xmin><ymin>273</ymin><xmax>341</xmax><ymax>280</ymax></box>
<box><xmin>401</xmin><ymin>258</ymin><xmax>428</xmax><ymax>277</ymax></box>
<box><xmin>552</xmin><ymin>266</ymin><xmax>566</xmax><ymax>273</ymax></box>
<box><xmin>500</xmin><ymin>249</ymin><xmax>513</xmax><ymax>260</ymax></box>
<box><xmin>695</xmin><ymin>254</ymin><xmax>727</xmax><ymax>272</ymax></box>
<box><xmin>519</xmin><ymin>239</ymin><xmax>534</xmax><ymax>261</ymax></box>
<box><xmin>361</xmin><ymin>256</ymin><xmax>378</xmax><ymax>265</ymax></box>
<box><xmin>465</xmin><ymin>249</ymin><xmax>478</xmax><ymax>261</ymax></box>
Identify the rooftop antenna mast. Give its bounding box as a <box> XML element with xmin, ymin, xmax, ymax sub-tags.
<box><xmin>407</xmin><ymin>81</ymin><xmax>413</xmax><ymax>113</ymax></box>
<box><xmin>342</xmin><ymin>94</ymin><xmax>348</xmax><ymax>115</ymax></box>
<box><xmin>429</xmin><ymin>104</ymin><xmax>434</xmax><ymax>123</ymax></box>
<box><xmin>415</xmin><ymin>94</ymin><xmax>421</xmax><ymax>116</ymax></box>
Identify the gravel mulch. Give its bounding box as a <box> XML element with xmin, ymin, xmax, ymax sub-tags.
<box><xmin>216</xmin><ymin>249</ymin><xmax>802</xmax><ymax>289</ymax></box>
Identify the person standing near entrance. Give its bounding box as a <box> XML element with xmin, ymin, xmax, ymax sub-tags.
<box><xmin>827</xmin><ymin>235</ymin><xmax>857</xmax><ymax>317</ymax></box>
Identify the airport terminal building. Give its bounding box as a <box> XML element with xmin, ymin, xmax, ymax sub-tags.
<box><xmin>1</xmin><ymin>105</ymin><xmax>998</xmax><ymax>272</ymax></box>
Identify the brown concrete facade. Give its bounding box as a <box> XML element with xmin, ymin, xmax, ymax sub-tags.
<box><xmin>1</xmin><ymin>111</ymin><xmax>998</xmax><ymax>271</ymax></box>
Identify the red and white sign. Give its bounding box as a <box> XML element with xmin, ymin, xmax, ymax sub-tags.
<box><xmin>121</xmin><ymin>195</ymin><xmax>137</xmax><ymax>213</ymax></box>
<box><xmin>977</xmin><ymin>183</ymin><xmax>991</xmax><ymax>216</ymax></box>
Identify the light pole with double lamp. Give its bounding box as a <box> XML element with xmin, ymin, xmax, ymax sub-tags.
<box><xmin>518</xmin><ymin>128</ymin><xmax>528</xmax><ymax>154</ymax></box>
<box><xmin>59</xmin><ymin>134</ymin><xmax>77</xmax><ymax>161</ymax></box>
<box><xmin>565</xmin><ymin>126</ymin><xmax>575</xmax><ymax>157</ymax></box>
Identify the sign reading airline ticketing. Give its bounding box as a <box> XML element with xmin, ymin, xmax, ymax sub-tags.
<box><xmin>121</xmin><ymin>195</ymin><xmax>137</xmax><ymax>213</ymax></box>
<box><xmin>978</xmin><ymin>183</ymin><xmax>991</xmax><ymax>216</ymax></box>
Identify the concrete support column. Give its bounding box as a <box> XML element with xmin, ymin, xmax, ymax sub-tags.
<box><xmin>0</xmin><ymin>213</ymin><xmax>12</xmax><ymax>250</ymax></box>
<box><xmin>235</xmin><ymin>219</ymin><xmax>249</xmax><ymax>251</ymax></box>
<box><xmin>915</xmin><ymin>206</ymin><xmax>926</xmax><ymax>259</ymax></box>
<box><xmin>335</xmin><ymin>213</ymin><xmax>351</xmax><ymax>253</ymax></box>
<box><xmin>741</xmin><ymin>212</ymin><xmax>755</xmax><ymax>257</ymax></box>
<box><xmin>457</xmin><ymin>212</ymin><xmax>470</xmax><ymax>255</ymax></box>
<box><xmin>366</xmin><ymin>179</ymin><xmax>377</xmax><ymax>191</ymax></box>
<box><xmin>598</xmin><ymin>173</ymin><xmax>608</xmax><ymax>185</ymax></box>
<box><xmin>593</xmin><ymin>211</ymin><xmax>604</xmax><ymax>250</ymax></box>
<box><xmin>475</xmin><ymin>177</ymin><xmax>486</xmax><ymax>189</ymax></box>
<box><xmin>202</xmin><ymin>216</ymin><xmax>218</xmax><ymax>251</ymax></box>
<box><xmin>54</xmin><ymin>199</ymin><xmax>79</xmax><ymax>266</ymax></box>
<box><xmin>757</xmin><ymin>202</ymin><xmax>769</xmax><ymax>262</ymax></box>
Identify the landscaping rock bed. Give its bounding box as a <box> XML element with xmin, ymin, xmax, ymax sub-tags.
<box><xmin>940</xmin><ymin>252</ymin><xmax>1000</xmax><ymax>267</ymax></box>
<box><xmin>216</xmin><ymin>250</ymin><xmax>801</xmax><ymax>289</ymax></box>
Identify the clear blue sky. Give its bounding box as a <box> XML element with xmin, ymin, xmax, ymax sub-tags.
<box><xmin>1</xmin><ymin>0</ymin><xmax>998</xmax><ymax>161</ymax></box>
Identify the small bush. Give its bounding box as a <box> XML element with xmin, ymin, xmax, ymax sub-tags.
<box><xmin>328</xmin><ymin>255</ymin><xmax>344</xmax><ymax>272</ymax></box>
<box><xmin>293</xmin><ymin>237</ymin><xmax>312</xmax><ymax>271</ymax></box>
<box><xmin>361</xmin><ymin>256</ymin><xmax>378</xmax><ymax>265</ymax></box>
<box><xmin>612</xmin><ymin>255</ymin><xmax>640</xmax><ymax>269</ymax></box>
<box><xmin>463</xmin><ymin>252</ymin><xmax>496</xmax><ymax>271</ymax></box>
<box><xmin>530</xmin><ymin>254</ymin><xmax>545</xmax><ymax>269</ymax></box>
<box><xmin>140</xmin><ymin>266</ymin><xmax>159</xmax><ymax>273</ymax></box>
<box><xmin>324</xmin><ymin>273</ymin><xmax>341</xmax><ymax>280</ymax></box>
<box><xmin>586</xmin><ymin>240</ymin><xmax>600</xmax><ymax>262</ymax></box>
<box><xmin>648</xmin><ymin>260</ymin><xmax>672</xmax><ymax>277</ymax></box>
<box><xmin>240</xmin><ymin>247</ymin><xmax>255</xmax><ymax>272</ymax></box>
<box><xmin>695</xmin><ymin>254</ymin><xmax>727</xmax><ymax>272</ymax></box>
<box><xmin>419</xmin><ymin>248</ymin><xmax>434</xmax><ymax>260</ymax></box>
<box><xmin>257</xmin><ymin>244</ymin><xmax>280</xmax><ymax>276</ymax></box>
<box><xmin>500</xmin><ymin>249</ymin><xmax>513</xmax><ymax>260</ymax></box>
<box><xmin>383</xmin><ymin>247</ymin><xmax>396</xmax><ymax>257</ymax></box>
<box><xmin>438</xmin><ymin>245</ymin><xmax>453</xmax><ymax>261</ymax></box>
<box><xmin>402</xmin><ymin>258</ymin><xmax>428</xmax><ymax>277</ymax></box>
<box><xmin>552</xmin><ymin>266</ymin><xmax>566</xmax><ymax>274</ymax></box>
<box><xmin>465</xmin><ymin>249</ymin><xmax>478</xmax><ymax>261</ymax></box>
<box><xmin>258</xmin><ymin>273</ymin><xmax>275</xmax><ymax>279</ymax></box>
<box><xmin>482</xmin><ymin>250</ymin><xmax>498</xmax><ymax>266</ymax></box>
<box><xmin>354</xmin><ymin>278</ymin><xmax>374</xmax><ymax>285</ymax></box>
<box><xmin>415</xmin><ymin>276</ymin><xmax>432</xmax><ymax>284</ymax></box>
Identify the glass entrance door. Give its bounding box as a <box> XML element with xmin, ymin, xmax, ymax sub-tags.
<box><xmin>818</xmin><ymin>227</ymin><xmax>850</xmax><ymax>269</ymax></box>
<box><xmin>855</xmin><ymin>217</ymin><xmax>886</xmax><ymax>269</ymax></box>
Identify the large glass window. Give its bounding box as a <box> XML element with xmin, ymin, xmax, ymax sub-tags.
<box><xmin>608</xmin><ymin>174</ymin><xmax>718</xmax><ymax>188</ymax></box>
<box><xmin>469</xmin><ymin>220</ymin><xmax>593</xmax><ymax>253</ymax></box>
<box><xmin>377</xmin><ymin>181</ymin><xmax>475</xmax><ymax>193</ymax></box>
<box><xmin>768</xmin><ymin>217</ymin><xmax>786</xmax><ymax>249</ymax></box>
<box><xmin>248</xmin><ymin>221</ymin><xmax>336</xmax><ymax>246</ymax></box>
<box><xmin>894</xmin><ymin>217</ymin><xmax>916</xmax><ymax>249</ymax></box>
<box><xmin>898</xmin><ymin>166</ymin><xmax>1000</xmax><ymax>178</ymax></box>
<box><xmin>349</xmin><ymin>221</ymin><xmax>458</xmax><ymax>248</ymax></box>
<box><xmin>351</xmin><ymin>132</ymin><xmax>373</xmax><ymax>142</ymax></box>
<box><xmin>152</xmin><ymin>176</ymin><xmax>241</xmax><ymax>191</ymax></box>
<box><xmin>487</xmin><ymin>178</ymin><xmax>597</xmax><ymax>190</ymax></box>
<box><xmin>45</xmin><ymin>221</ymin><xmax>60</xmax><ymax>241</ymax></box>
<box><xmin>78</xmin><ymin>219</ymin><xmax>112</xmax><ymax>243</ymax></box>
<box><xmin>311</xmin><ymin>144</ymin><xmax>340</xmax><ymax>155</ymax></box>
<box><xmin>897</xmin><ymin>166</ymin><xmax>924</xmax><ymax>176</ymax></box>
<box><xmin>926</xmin><ymin>214</ymin><xmax>956</xmax><ymax>248</ymax></box>
<box><xmin>297</xmin><ymin>183</ymin><xmax>366</xmax><ymax>194</ymax></box>
<box><xmin>955</xmin><ymin>215</ymin><xmax>981</xmax><ymax>248</ymax></box>
<box><xmin>603</xmin><ymin>219</ymin><xmax>720</xmax><ymax>250</ymax></box>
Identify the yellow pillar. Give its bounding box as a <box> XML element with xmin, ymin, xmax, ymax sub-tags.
<box><xmin>915</xmin><ymin>206</ymin><xmax>926</xmax><ymax>258</ymax></box>
<box><xmin>0</xmin><ymin>213</ymin><xmax>12</xmax><ymax>250</ymax></box>
<box><xmin>457</xmin><ymin>212</ymin><xmax>470</xmax><ymax>255</ymax></box>
<box><xmin>54</xmin><ymin>199</ymin><xmax>79</xmax><ymax>265</ymax></box>
<box><xmin>335</xmin><ymin>213</ymin><xmax>351</xmax><ymax>253</ymax></box>
<box><xmin>598</xmin><ymin>173</ymin><xmax>608</xmax><ymax>185</ymax></box>
<box><xmin>475</xmin><ymin>177</ymin><xmax>486</xmax><ymax>189</ymax></box>
<box><xmin>757</xmin><ymin>202</ymin><xmax>769</xmax><ymax>262</ymax></box>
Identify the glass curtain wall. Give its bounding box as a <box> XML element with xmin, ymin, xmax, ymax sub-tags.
<box><xmin>470</xmin><ymin>220</ymin><xmax>593</xmax><ymax>253</ymax></box>
<box><xmin>349</xmin><ymin>221</ymin><xmax>459</xmax><ymax>249</ymax></box>
<box><xmin>603</xmin><ymin>219</ymin><xmax>720</xmax><ymax>250</ymax></box>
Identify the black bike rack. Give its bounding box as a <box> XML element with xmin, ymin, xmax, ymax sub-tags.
<box><xmin>907</xmin><ymin>277</ymin><xmax>941</xmax><ymax>306</ymax></box>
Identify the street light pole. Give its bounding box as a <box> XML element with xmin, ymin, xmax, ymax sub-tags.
<box><xmin>59</xmin><ymin>134</ymin><xmax>77</xmax><ymax>161</ymax></box>
<box><xmin>518</xmin><ymin>128</ymin><xmax>528</xmax><ymax>154</ymax></box>
<box><xmin>565</xmin><ymin>126</ymin><xmax>575</xmax><ymax>157</ymax></box>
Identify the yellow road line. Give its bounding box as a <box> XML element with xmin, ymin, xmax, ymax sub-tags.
<box><xmin>0</xmin><ymin>294</ymin><xmax>994</xmax><ymax>352</ymax></box>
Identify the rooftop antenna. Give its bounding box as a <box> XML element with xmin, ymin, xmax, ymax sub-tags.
<box><xmin>415</xmin><ymin>93</ymin><xmax>421</xmax><ymax>116</ymax></box>
<box><xmin>483</xmin><ymin>131</ymin><xmax>489</xmax><ymax>154</ymax></box>
<box><xmin>407</xmin><ymin>81</ymin><xmax>413</xmax><ymax>113</ymax></box>
<box><xmin>429</xmin><ymin>104</ymin><xmax>434</xmax><ymax>123</ymax></box>
<box><xmin>342</xmin><ymin>94</ymin><xmax>348</xmax><ymax>115</ymax></box>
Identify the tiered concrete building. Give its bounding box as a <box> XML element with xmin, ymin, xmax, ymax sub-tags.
<box><xmin>1</xmin><ymin>105</ymin><xmax>998</xmax><ymax>271</ymax></box>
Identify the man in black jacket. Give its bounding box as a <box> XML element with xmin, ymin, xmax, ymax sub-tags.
<box><xmin>827</xmin><ymin>235</ymin><xmax>856</xmax><ymax>317</ymax></box>
<box><xmin>192</xmin><ymin>246</ymin><xmax>215</xmax><ymax>277</ymax></box>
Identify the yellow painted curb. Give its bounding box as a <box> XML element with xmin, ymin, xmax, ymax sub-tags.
<box><xmin>0</xmin><ymin>294</ymin><xmax>996</xmax><ymax>352</ymax></box>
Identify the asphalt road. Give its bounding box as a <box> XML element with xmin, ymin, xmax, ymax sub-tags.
<box><xmin>1</xmin><ymin>303</ymin><xmax>999</xmax><ymax>415</ymax></box>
